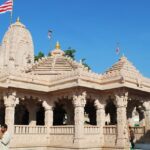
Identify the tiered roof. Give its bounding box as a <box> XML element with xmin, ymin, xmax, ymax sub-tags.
<box><xmin>27</xmin><ymin>42</ymin><xmax>87</xmax><ymax>75</ymax></box>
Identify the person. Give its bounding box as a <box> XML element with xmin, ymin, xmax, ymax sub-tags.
<box><xmin>129</xmin><ymin>127</ymin><xmax>135</xmax><ymax>149</ymax></box>
<box><xmin>0</xmin><ymin>124</ymin><xmax>11</xmax><ymax>150</ymax></box>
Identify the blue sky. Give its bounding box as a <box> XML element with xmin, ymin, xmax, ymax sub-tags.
<box><xmin>0</xmin><ymin>0</ymin><xmax>150</xmax><ymax>77</ymax></box>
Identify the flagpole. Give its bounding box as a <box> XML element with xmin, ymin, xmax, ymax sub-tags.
<box><xmin>10</xmin><ymin>0</ymin><xmax>13</xmax><ymax>25</ymax></box>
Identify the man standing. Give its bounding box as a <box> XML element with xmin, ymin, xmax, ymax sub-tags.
<box><xmin>129</xmin><ymin>127</ymin><xmax>135</xmax><ymax>149</ymax></box>
<box><xmin>0</xmin><ymin>124</ymin><xmax>11</xmax><ymax>150</ymax></box>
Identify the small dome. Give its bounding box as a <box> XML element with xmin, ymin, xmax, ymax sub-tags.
<box><xmin>0</xmin><ymin>18</ymin><xmax>34</xmax><ymax>70</ymax></box>
<box><xmin>51</xmin><ymin>42</ymin><xmax>65</xmax><ymax>56</ymax></box>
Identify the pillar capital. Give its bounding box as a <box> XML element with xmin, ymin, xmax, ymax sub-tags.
<box><xmin>115</xmin><ymin>92</ymin><xmax>128</xmax><ymax>108</ymax></box>
<box><xmin>94</xmin><ymin>99</ymin><xmax>104</xmax><ymax>110</ymax></box>
<box><xmin>143</xmin><ymin>101</ymin><xmax>150</xmax><ymax>111</ymax></box>
<box><xmin>4</xmin><ymin>91</ymin><xmax>19</xmax><ymax>107</ymax></box>
<box><xmin>42</xmin><ymin>101</ymin><xmax>53</xmax><ymax>110</ymax></box>
<box><xmin>73</xmin><ymin>91</ymin><xmax>86</xmax><ymax>107</ymax></box>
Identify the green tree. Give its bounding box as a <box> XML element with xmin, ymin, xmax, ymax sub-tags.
<box><xmin>81</xmin><ymin>58</ymin><xmax>91</xmax><ymax>70</ymax></box>
<box><xmin>64</xmin><ymin>47</ymin><xmax>91</xmax><ymax>70</ymax></box>
<box><xmin>34</xmin><ymin>51</ymin><xmax>45</xmax><ymax>61</ymax></box>
<box><xmin>64</xmin><ymin>47</ymin><xmax>76</xmax><ymax>60</ymax></box>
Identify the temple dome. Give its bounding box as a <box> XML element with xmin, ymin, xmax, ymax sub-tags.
<box><xmin>51</xmin><ymin>41</ymin><xmax>65</xmax><ymax>56</ymax></box>
<box><xmin>103</xmin><ymin>55</ymin><xmax>143</xmax><ymax>82</ymax></box>
<box><xmin>0</xmin><ymin>18</ymin><xmax>34</xmax><ymax>70</ymax></box>
<box><xmin>27</xmin><ymin>42</ymin><xmax>87</xmax><ymax>76</ymax></box>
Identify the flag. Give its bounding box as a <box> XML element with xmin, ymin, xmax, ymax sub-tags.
<box><xmin>48</xmin><ymin>30</ymin><xmax>52</xmax><ymax>39</ymax></box>
<box><xmin>0</xmin><ymin>0</ymin><xmax>13</xmax><ymax>14</ymax></box>
<box><xmin>116</xmin><ymin>47</ymin><xmax>120</xmax><ymax>55</ymax></box>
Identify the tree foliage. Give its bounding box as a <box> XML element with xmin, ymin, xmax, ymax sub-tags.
<box><xmin>81</xmin><ymin>58</ymin><xmax>91</xmax><ymax>70</ymax></box>
<box><xmin>64</xmin><ymin>47</ymin><xmax>76</xmax><ymax>60</ymax></box>
<box><xmin>64</xmin><ymin>47</ymin><xmax>91</xmax><ymax>70</ymax></box>
<box><xmin>34</xmin><ymin>51</ymin><xmax>45</xmax><ymax>61</ymax></box>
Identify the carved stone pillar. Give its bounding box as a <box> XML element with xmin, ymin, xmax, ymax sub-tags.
<box><xmin>115</xmin><ymin>92</ymin><xmax>130</xmax><ymax>148</ymax></box>
<box><xmin>4</xmin><ymin>91</ymin><xmax>19</xmax><ymax>134</ymax></box>
<box><xmin>73</xmin><ymin>92</ymin><xmax>86</xmax><ymax>142</ymax></box>
<box><xmin>42</xmin><ymin>101</ymin><xmax>53</xmax><ymax>126</ymax></box>
<box><xmin>94</xmin><ymin>99</ymin><xmax>105</xmax><ymax>146</ymax></box>
<box><xmin>143</xmin><ymin>101</ymin><xmax>150</xmax><ymax>131</ymax></box>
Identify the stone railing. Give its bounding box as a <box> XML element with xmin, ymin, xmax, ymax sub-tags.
<box><xmin>49</xmin><ymin>125</ymin><xmax>74</xmax><ymax>135</ymax></box>
<box><xmin>131</xmin><ymin>126</ymin><xmax>145</xmax><ymax>142</ymax></box>
<box><xmin>103</xmin><ymin>125</ymin><xmax>117</xmax><ymax>135</ymax></box>
<box><xmin>14</xmin><ymin>125</ymin><xmax>74</xmax><ymax>135</ymax></box>
<box><xmin>131</xmin><ymin>126</ymin><xmax>145</xmax><ymax>134</ymax></box>
<box><xmin>84</xmin><ymin>125</ymin><xmax>100</xmax><ymax>135</ymax></box>
<box><xmin>14</xmin><ymin>125</ymin><xmax>47</xmax><ymax>134</ymax></box>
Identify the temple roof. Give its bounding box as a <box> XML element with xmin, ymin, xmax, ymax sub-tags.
<box><xmin>102</xmin><ymin>55</ymin><xmax>142</xmax><ymax>80</ymax></box>
<box><xmin>0</xmin><ymin>18</ymin><xmax>34</xmax><ymax>70</ymax></box>
<box><xmin>27</xmin><ymin>42</ymin><xmax>88</xmax><ymax>75</ymax></box>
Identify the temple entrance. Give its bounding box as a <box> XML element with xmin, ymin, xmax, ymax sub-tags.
<box><xmin>53</xmin><ymin>101</ymin><xmax>66</xmax><ymax>125</ymax></box>
<box><xmin>127</xmin><ymin>100</ymin><xmax>145</xmax><ymax>126</ymax></box>
<box><xmin>0</xmin><ymin>100</ymin><xmax>5</xmax><ymax>125</ymax></box>
<box><xmin>84</xmin><ymin>100</ymin><xmax>96</xmax><ymax>125</ymax></box>
<box><xmin>15</xmin><ymin>104</ymin><xmax>29</xmax><ymax>125</ymax></box>
<box><xmin>36</xmin><ymin>103</ymin><xmax>44</xmax><ymax>125</ymax></box>
<box><xmin>105</xmin><ymin>100</ymin><xmax>117</xmax><ymax>125</ymax></box>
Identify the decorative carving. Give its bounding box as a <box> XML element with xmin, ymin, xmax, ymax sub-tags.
<box><xmin>4</xmin><ymin>91</ymin><xmax>19</xmax><ymax>107</ymax></box>
<box><xmin>115</xmin><ymin>92</ymin><xmax>128</xmax><ymax>108</ymax></box>
<box><xmin>42</xmin><ymin>101</ymin><xmax>52</xmax><ymax>110</ymax></box>
<box><xmin>94</xmin><ymin>99</ymin><xmax>104</xmax><ymax>109</ymax></box>
<box><xmin>143</xmin><ymin>101</ymin><xmax>150</xmax><ymax>111</ymax></box>
<box><xmin>73</xmin><ymin>91</ymin><xmax>86</xmax><ymax>107</ymax></box>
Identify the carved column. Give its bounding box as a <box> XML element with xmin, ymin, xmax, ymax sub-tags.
<box><xmin>143</xmin><ymin>101</ymin><xmax>150</xmax><ymax>131</ymax></box>
<box><xmin>73</xmin><ymin>92</ymin><xmax>86</xmax><ymax>142</ymax></box>
<box><xmin>42</xmin><ymin>101</ymin><xmax>53</xmax><ymax>126</ymax></box>
<box><xmin>4</xmin><ymin>91</ymin><xmax>19</xmax><ymax>134</ymax></box>
<box><xmin>115</xmin><ymin>92</ymin><xmax>130</xmax><ymax>148</ymax></box>
<box><xmin>94</xmin><ymin>99</ymin><xmax>105</xmax><ymax>146</ymax></box>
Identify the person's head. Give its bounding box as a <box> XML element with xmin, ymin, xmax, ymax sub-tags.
<box><xmin>1</xmin><ymin>124</ymin><xmax>8</xmax><ymax>133</ymax></box>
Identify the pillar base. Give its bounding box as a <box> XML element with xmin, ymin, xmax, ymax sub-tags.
<box><xmin>116</xmin><ymin>138</ymin><xmax>130</xmax><ymax>149</ymax></box>
<box><xmin>73</xmin><ymin>138</ymin><xmax>85</xmax><ymax>148</ymax></box>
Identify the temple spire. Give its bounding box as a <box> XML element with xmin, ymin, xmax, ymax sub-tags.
<box><xmin>51</xmin><ymin>41</ymin><xmax>64</xmax><ymax>56</ymax></box>
<box><xmin>16</xmin><ymin>17</ymin><xmax>20</xmax><ymax>22</ymax></box>
<box><xmin>55</xmin><ymin>41</ymin><xmax>60</xmax><ymax>49</ymax></box>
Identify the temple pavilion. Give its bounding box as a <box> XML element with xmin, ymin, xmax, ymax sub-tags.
<box><xmin>0</xmin><ymin>19</ymin><xmax>150</xmax><ymax>150</ymax></box>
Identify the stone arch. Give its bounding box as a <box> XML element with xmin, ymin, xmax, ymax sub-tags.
<box><xmin>53</xmin><ymin>100</ymin><xmax>66</xmax><ymax>125</ymax></box>
<box><xmin>53</xmin><ymin>98</ymin><xmax>74</xmax><ymax>125</ymax></box>
<box><xmin>15</xmin><ymin>103</ymin><xmax>29</xmax><ymax>125</ymax></box>
<box><xmin>105</xmin><ymin>99</ymin><xmax>117</xmax><ymax>125</ymax></box>
<box><xmin>84</xmin><ymin>99</ymin><xmax>96</xmax><ymax>125</ymax></box>
<box><xmin>127</xmin><ymin>100</ymin><xmax>145</xmax><ymax>126</ymax></box>
<box><xmin>0</xmin><ymin>100</ymin><xmax>5</xmax><ymax>125</ymax></box>
<box><xmin>36</xmin><ymin>103</ymin><xmax>44</xmax><ymax>125</ymax></box>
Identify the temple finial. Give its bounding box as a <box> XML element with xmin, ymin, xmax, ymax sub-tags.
<box><xmin>16</xmin><ymin>17</ymin><xmax>20</xmax><ymax>22</ymax></box>
<box><xmin>55</xmin><ymin>41</ymin><xmax>61</xmax><ymax>49</ymax></box>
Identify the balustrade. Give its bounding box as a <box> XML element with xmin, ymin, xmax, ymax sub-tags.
<box><xmin>14</xmin><ymin>125</ymin><xmax>74</xmax><ymax>135</ymax></box>
<box><xmin>84</xmin><ymin>125</ymin><xmax>100</xmax><ymax>134</ymax></box>
<box><xmin>49</xmin><ymin>125</ymin><xmax>74</xmax><ymax>135</ymax></box>
<box><xmin>14</xmin><ymin>125</ymin><xmax>47</xmax><ymax>134</ymax></box>
<box><xmin>103</xmin><ymin>125</ymin><xmax>117</xmax><ymax>135</ymax></box>
<box><xmin>131</xmin><ymin>126</ymin><xmax>145</xmax><ymax>134</ymax></box>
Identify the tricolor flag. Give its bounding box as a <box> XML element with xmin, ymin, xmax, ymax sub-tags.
<box><xmin>0</xmin><ymin>0</ymin><xmax>13</xmax><ymax>14</ymax></box>
<box><xmin>116</xmin><ymin>47</ymin><xmax>120</xmax><ymax>55</ymax></box>
<box><xmin>48</xmin><ymin>30</ymin><xmax>52</xmax><ymax>39</ymax></box>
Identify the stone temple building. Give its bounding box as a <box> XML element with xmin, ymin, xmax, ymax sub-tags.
<box><xmin>0</xmin><ymin>18</ymin><xmax>150</xmax><ymax>150</ymax></box>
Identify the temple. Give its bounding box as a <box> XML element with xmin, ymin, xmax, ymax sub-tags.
<box><xmin>0</xmin><ymin>19</ymin><xmax>150</xmax><ymax>150</ymax></box>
